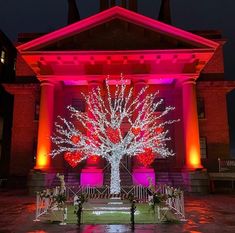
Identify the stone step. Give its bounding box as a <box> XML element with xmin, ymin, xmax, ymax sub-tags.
<box><xmin>84</xmin><ymin>198</ymin><xmax>131</xmax><ymax>212</ymax></box>
<box><xmin>84</xmin><ymin>203</ymin><xmax>131</xmax><ymax>209</ymax></box>
<box><xmin>88</xmin><ymin>198</ymin><xmax>130</xmax><ymax>204</ymax></box>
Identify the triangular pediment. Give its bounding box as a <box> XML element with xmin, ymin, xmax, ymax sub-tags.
<box><xmin>18</xmin><ymin>6</ymin><xmax>219</xmax><ymax>52</ymax></box>
<box><xmin>37</xmin><ymin>19</ymin><xmax>199</xmax><ymax>51</ymax></box>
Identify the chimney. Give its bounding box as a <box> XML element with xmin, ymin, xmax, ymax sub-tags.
<box><xmin>100</xmin><ymin>0</ymin><xmax>109</xmax><ymax>12</ymax></box>
<box><xmin>121</xmin><ymin>0</ymin><xmax>127</xmax><ymax>8</ymax></box>
<box><xmin>129</xmin><ymin>0</ymin><xmax>138</xmax><ymax>12</ymax></box>
<box><xmin>110</xmin><ymin>0</ymin><xmax>116</xmax><ymax>7</ymax></box>
<box><xmin>67</xmin><ymin>0</ymin><xmax>80</xmax><ymax>25</ymax></box>
<box><xmin>158</xmin><ymin>0</ymin><xmax>172</xmax><ymax>24</ymax></box>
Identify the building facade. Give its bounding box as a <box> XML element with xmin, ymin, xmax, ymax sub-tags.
<box><xmin>1</xmin><ymin>1</ymin><xmax>235</xmax><ymax>190</ymax></box>
<box><xmin>0</xmin><ymin>30</ymin><xmax>16</xmax><ymax>178</ymax></box>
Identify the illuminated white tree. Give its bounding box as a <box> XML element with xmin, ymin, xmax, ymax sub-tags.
<box><xmin>51</xmin><ymin>79</ymin><xmax>178</xmax><ymax>194</ymax></box>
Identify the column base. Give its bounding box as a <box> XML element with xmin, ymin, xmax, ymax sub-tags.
<box><xmin>182</xmin><ymin>169</ymin><xmax>209</xmax><ymax>193</ymax></box>
<box><xmin>80</xmin><ymin>168</ymin><xmax>103</xmax><ymax>187</ymax></box>
<box><xmin>27</xmin><ymin>169</ymin><xmax>56</xmax><ymax>195</ymax></box>
<box><xmin>132</xmin><ymin>168</ymin><xmax>155</xmax><ymax>187</ymax></box>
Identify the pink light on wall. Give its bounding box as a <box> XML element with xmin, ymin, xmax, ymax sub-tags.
<box><xmin>80</xmin><ymin>168</ymin><xmax>103</xmax><ymax>187</ymax></box>
<box><xmin>147</xmin><ymin>78</ymin><xmax>173</xmax><ymax>85</ymax></box>
<box><xmin>132</xmin><ymin>168</ymin><xmax>155</xmax><ymax>187</ymax></box>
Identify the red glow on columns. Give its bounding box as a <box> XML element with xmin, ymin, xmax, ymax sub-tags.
<box><xmin>182</xmin><ymin>79</ymin><xmax>203</xmax><ymax>170</ymax></box>
<box><xmin>35</xmin><ymin>82</ymin><xmax>54</xmax><ymax>170</ymax></box>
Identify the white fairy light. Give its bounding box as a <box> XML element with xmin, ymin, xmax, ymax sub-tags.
<box><xmin>51</xmin><ymin>78</ymin><xmax>179</xmax><ymax>194</ymax></box>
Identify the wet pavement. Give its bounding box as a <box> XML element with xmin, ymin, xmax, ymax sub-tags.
<box><xmin>0</xmin><ymin>189</ymin><xmax>235</xmax><ymax>233</ymax></box>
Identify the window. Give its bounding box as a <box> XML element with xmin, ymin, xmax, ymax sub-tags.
<box><xmin>0</xmin><ymin>50</ymin><xmax>6</xmax><ymax>64</ymax></box>
<box><xmin>200</xmin><ymin>137</ymin><xmax>207</xmax><ymax>159</ymax></box>
<box><xmin>197</xmin><ymin>97</ymin><xmax>205</xmax><ymax>119</ymax></box>
<box><xmin>154</xmin><ymin>97</ymin><xmax>165</xmax><ymax>112</ymax></box>
<box><xmin>72</xmin><ymin>99</ymin><xmax>85</xmax><ymax>112</ymax></box>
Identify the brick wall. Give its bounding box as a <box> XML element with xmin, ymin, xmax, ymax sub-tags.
<box><xmin>197</xmin><ymin>82</ymin><xmax>230</xmax><ymax>171</ymax></box>
<box><xmin>15</xmin><ymin>54</ymin><xmax>35</xmax><ymax>77</ymax></box>
<box><xmin>202</xmin><ymin>43</ymin><xmax>225</xmax><ymax>74</ymax></box>
<box><xmin>9</xmin><ymin>85</ymin><xmax>39</xmax><ymax>175</ymax></box>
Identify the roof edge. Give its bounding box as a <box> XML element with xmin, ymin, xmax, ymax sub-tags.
<box><xmin>17</xmin><ymin>6</ymin><xmax>220</xmax><ymax>52</ymax></box>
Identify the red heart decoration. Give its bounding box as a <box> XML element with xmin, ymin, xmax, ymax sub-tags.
<box><xmin>64</xmin><ymin>151</ymin><xmax>83</xmax><ymax>168</ymax></box>
<box><xmin>132</xmin><ymin>127</ymin><xmax>141</xmax><ymax>136</ymax></box>
<box><xmin>106</xmin><ymin>127</ymin><xmax>120</xmax><ymax>144</ymax></box>
<box><xmin>137</xmin><ymin>148</ymin><xmax>155</xmax><ymax>167</ymax></box>
<box><xmin>155</xmin><ymin>127</ymin><xmax>164</xmax><ymax>134</ymax></box>
<box><xmin>71</xmin><ymin>135</ymin><xmax>80</xmax><ymax>144</ymax></box>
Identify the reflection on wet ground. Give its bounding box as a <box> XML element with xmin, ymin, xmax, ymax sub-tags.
<box><xmin>0</xmin><ymin>189</ymin><xmax>235</xmax><ymax>233</ymax></box>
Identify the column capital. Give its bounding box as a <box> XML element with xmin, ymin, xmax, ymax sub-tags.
<box><xmin>175</xmin><ymin>75</ymin><xmax>199</xmax><ymax>87</ymax></box>
<box><xmin>88</xmin><ymin>80</ymin><xmax>103</xmax><ymax>86</ymax></box>
<box><xmin>40</xmin><ymin>81</ymin><xmax>57</xmax><ymax>89</ymax></box>
<box><xmin>132</xmin><ymin>79</ymin><xmax>147</xmax><ymax>86</ymax></box>
<box><xmin>181</xmin><ymin>78</ymin><xmax>197</xmax><ymax>86</ymax></box>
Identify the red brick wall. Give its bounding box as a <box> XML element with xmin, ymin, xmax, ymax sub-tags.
<box><xmin>10</xmin><ymin>85</ymin><xmax>39</xmax><ymax>175</ymax></box>
<box><xmin>15</xmin><ymin>54</ymin><xmax>35</xmax><ymax>77</ymax></box>
<box><xmin>202</xmin><ymin>41</ymin><xmax>225</xmax><ymax>75</ymax></box>
<box><xmin>197</xmin><ymin>82</ymin><xmax>230</xmax><ymax>171</ymax></box>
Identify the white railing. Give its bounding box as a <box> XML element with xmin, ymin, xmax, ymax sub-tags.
<box><xmin>35</xmin><ymin>184</ymin><xmax>185</xmax><ymax>222</ymax></box>
<box><xmin>162</xmin><ymin>185</ymin><xmax>185</xmax><ymax>221</ymax></box>
<box><xmin>34</xmin><ymin>187</ymin><xmax>59</xmax><ymax>221</ymax></box>
<box><xmin>66</xmin><ymin>185</ymin><xmax>149</xmax><ymax>202</ymax></box>
<box><xmin>133</xmin><ymin>185</ymin><xmax>149</xmax><ymax>202</ymax></box>
<box><xmin>218</xmin><ymin>158</ymin><xmax>235</xmax><ymax>172</ymax></box>
<box><xmin>35</xmin><ymin>186</ymin><xmax>67</xmax><ymax>222</ymax></box>
<box><xmin>66</xmin><ymin>185</ymin><xmax>111</xmax><ymax>202</ymax></box>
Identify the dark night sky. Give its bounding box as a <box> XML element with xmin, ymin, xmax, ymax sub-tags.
<box><xmin>0</xmin><ymin>0</ymin><xmax>234</xmax><ymax>153</ymax></box>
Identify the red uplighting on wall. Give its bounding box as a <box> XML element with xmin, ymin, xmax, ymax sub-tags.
<box><xmin>88</xmin><ymin>155</ymin><xmax>99</xmax><ymax>164</ymax></box>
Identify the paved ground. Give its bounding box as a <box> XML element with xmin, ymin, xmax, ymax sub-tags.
<box><xmin>0</xmin><ymin>189</ymin><xmax>235</xmax><ymax>233</ymax></box>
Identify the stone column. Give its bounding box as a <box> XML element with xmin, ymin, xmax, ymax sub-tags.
<box><xmin>35</xmin><ymin>81</ymin><xmax>55</xmax><ymax>171</ymax></box>
<box><xmin>28</xmin><ymin>81</ymin><xmax>55</xmax><ymax>194</ymax></box>
<box><xmin>80</xmin><ymin>80</ymin><xmax>103</xmax><ymax>187</ymax></box>
<box><xmin>181</xmin><ymin>78</ymin><xmax>202</xmax><ymax>170</ymax></box>
<box><xmin>132</xmin><ymin>79</ymin><xmax>155</xmax><ymax>186</ymax></box>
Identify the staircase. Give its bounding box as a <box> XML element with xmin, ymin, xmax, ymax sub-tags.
<box><xmin>51</xmin><ymin>173</ymin><xmax>80</xmax><ymax>187</ymax></box>
<box><xmin>155</xmin><ymin>172</ymin><xmax>186</xmax><ymax>190</ymax></box>
<box><xmin>66</xmin><ymin>173</ymin><xmax>80</xmax><ymax>186</ymax></box>
<box><xmin>85</xmin><ymin>198</ymin><xmax>131</xmax><ymax>210</ymax></box>
<box><xmin>48</xmin><ymin>168</ymin><xmax>185</xmax><ymax>190</ymax></box>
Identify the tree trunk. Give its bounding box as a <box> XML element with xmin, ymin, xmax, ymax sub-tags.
<box><xmin>110</xmin><ymin>160</ymin><xmax>121</xmax><ymax>194</ymax></box>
